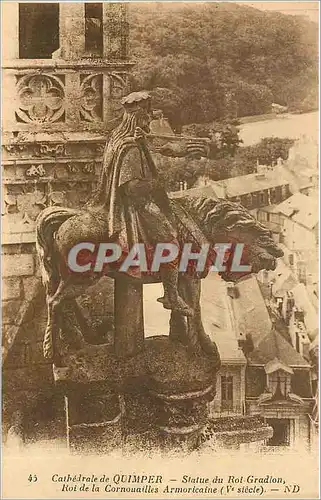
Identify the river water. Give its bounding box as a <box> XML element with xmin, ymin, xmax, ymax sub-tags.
<box><xmin>239</xmin><ymin>111</ymin><xmax>319</xmax><ymax>146</ymax></box>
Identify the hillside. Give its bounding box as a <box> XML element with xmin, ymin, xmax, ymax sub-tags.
<box><xmin>128</xmin><ymin>2</ymin><xmax>318</xmax><ymax>130</ymax></box>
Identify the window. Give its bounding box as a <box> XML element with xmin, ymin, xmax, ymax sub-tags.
<box><xmin>268</xmin><ymin>371</ymin><xmax>291</xmax><ymax>397</ymax></box>
<box><xmin>297</xmin><ymin>262</ymin><xmax>307</xmax><ymax>284</ymax></box>
<box><xmin>19</xmin><ymin>4</ymin><xmax>59</xmax><ymax>59</ymax></box>
<box><xmin>275</xmin><ymin>186</ymin><xmax>282</xmax><ymax>202</ymax></box>
<box><xmin>281</xmin><ymin>184</ymin><xmax>290</xmax><ymax>199</ymax></box>
<box><xmin>259</xmin><ymin>191</ymin><xmax>266</xmax><ymax>205</ymax></box>
<box><xmin>258</xmin><ymin>211</ymin><xmax>267</xmax><ymax>222</ymax></box>
<box><xmin>246</xmin><ymin>194</ymin><xmax>253</xmax><ymax>208</ymax></box>
<box><xmin>85</xmin><ymin>3</ymin><xmax>103</xmax><ymax>56</ymax></box>
<box><xmin>266</xmin><ymin>418</ymin><xmax>290</xmax><ymax>446</ymax></box>
<box><xmin>221</xmin><ymin>375</ymin><xmax>233</xmax><ymax>410</ymax></box>
<box><xmin>270</xmin><ymin>213</ymin><xmax>279</xmax><ymax>224</ymax></box>
<box><xmin>270</xmin><ymin>188</ymin><xmax>276</xmax><ymax>204</ymax></box>
<box><xmin>252</xmin><ymin>192</ymin><xmax>258</xmax><ymax>206</ymax></box>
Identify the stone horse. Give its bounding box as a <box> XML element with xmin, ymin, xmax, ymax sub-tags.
<box><xmin>36</xmin><ymin>194</ymin><xmax>283</xmax><ymax>366</ymax></box>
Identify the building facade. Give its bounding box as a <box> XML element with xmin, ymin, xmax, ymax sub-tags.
<box><xmin>2</xmin><ymin>2</ymin><xmax>211</xmax><ymax>444</ymax></box>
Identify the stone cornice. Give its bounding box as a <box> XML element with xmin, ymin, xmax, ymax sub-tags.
<box><xmin>2</xmin><ymin>59</ymin><xmax>135</xmax><ymax>70</ymax></box>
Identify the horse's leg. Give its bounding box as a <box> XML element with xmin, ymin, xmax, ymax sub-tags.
<box><xmin>43</xmin><ymin>278</ymin><xmax>67</xmax><ymax>365</ymax></box>
<box><xmin>170</xmin><ymin>277</ymin><xmax>221</xmax><ymax>369</ymax></box>
<box><xmin>59</xmin><ymin>300</ymin><xmax>87</xmax><ymax>350</ymax></box>
<box><xmin>49</xmin><ymin>278</ymin><xmax>99</xmax><ymax>360</ymax></box>
<box><xmin>169</xmin><ymin>276</ymin><xmax>199</xmax><ymax>349</ymax></box>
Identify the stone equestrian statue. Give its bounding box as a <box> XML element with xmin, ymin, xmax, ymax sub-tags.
<box><xmin>36</xmin><ymin>91</ymin><xmax>283</xmax><ymax>366</ymax></box>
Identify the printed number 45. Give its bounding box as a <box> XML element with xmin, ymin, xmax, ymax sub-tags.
<box><xmin>28</xmin><ymin>474</ymin><xmax>38</xmax><ymax>482</ymax></box>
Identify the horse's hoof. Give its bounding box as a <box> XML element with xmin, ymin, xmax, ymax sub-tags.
<box><xmin>157</xmin><ymin>296</ymin><xmax>172</xmax><ymax>309</ymax></box>
<box><xmin>158</xmin><ymin>295</ymin><xmax>194</xmax><ymax>317</ymax></box>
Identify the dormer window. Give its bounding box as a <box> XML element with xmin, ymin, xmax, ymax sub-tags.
<box><xmin>268</xmin><ymin>370</ymin><xmax>291</xmax><ymax>397</ymax></box>
<box><xmin>265</xmin><ymin>359</ymin><xmax>293</xmax><ymax>398</ymax></box>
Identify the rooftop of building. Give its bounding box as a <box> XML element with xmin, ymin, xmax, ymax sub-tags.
<box><xmin>230</xmin><ymin>275</ymin><xmax>311</xmax><ymax>370</ymax></box>
<box><xmin>276</xmin><ymin>192</ymin><xmax>319</xmax><ymax>230</ymax></box>
<box><xmin>169</xmin><ymin>185</ymin><xmax>219</xmax><ymax>200</ymax></box>
<box><xmin>229</xmin><ymin>275</ymin><xmax>273</xmax><ymax>348</ymax></box>
<box><xmin>248</xmin><ymin>327</ymin><xmax>310</xmax><ymax>368</ymax></box>
<box><xmin>206</xmin><ymin>165</ymin><xmax>297</xmax><ymax>198</ymax></box>
<box><xmin>271</xmin><ymin>259</ymin><xmax>299</xmax><ymax>298</ymax></box>
<box><xmin>144</xmin><ymin>273</ymin><xmax>246</xmax><ymax>364</ymax></box>
<box><xmin>201</xmin><ymin>273</ymin><xmax>246</xmax><ymax>363</ymax></box>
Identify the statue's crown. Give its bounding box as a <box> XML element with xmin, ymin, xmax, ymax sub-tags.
<box><xmin>121</xmin><ymin>91</ymin><xmax>151</xmax><ymax>109</ymax></box>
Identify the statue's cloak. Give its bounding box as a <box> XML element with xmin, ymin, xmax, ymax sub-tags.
<box><xmin>89</xmin><ymin>136</ymin><xmax>210</xmax><ymax>279</ymax></box>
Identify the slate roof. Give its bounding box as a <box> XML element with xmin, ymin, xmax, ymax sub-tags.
<box><xmin>230</xmin><ymin>276</ymin><xmax>272</xmax><ymax>348</ymax></box>
<box><xmin>231</xmin><ymin>275</ymin><xmax>310</xmax><ymax>370</ymax></box>
<box><xmin>144</xmin><ymin>274</ymin><xmax>246</xmax><ymax>363</ymax></box>
<box><xmin>276</xmin><ymin>192</ymin><xmax>319</xmax><ymax>230</ymax></box>
<box><xmin>272</xmin><ymin>263</ymin><xmax>299</xmax><ymax>298</ymax></box>
<box><xmin>210</xmin><ymin>165</ymin><xmax>295</xmax><ymax>198</ymax></box>
<box><xmin>291</xmin><ymin>283</ymin><xmax>319</xmax><ymax>340</ymax></box>
<box><xmin>170</xmin><ymin>185</ymin><xmax>219</xmax><ymax>200</ymax></box>
<box><xmin>200</xmin><ymin>274</ymin><xmax>246</xmax><ymax>363</ymax></box>
<box><xmin>248</xmin><ymin>328</ymin><xmax>310</xmax><ymax>368</ymax></box>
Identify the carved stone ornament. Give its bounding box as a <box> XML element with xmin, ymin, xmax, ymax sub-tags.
<box><xmin>16</xmin><ymin>190</ymin><xmax>47</xmax><ymax>220</ymax></box>
<box><xmin>95</xmin><ymin>143</ymin><xmax>105</xmax><ymax>155</ymax></box>
<box><xmin>26</xmin><ymin>164</ymin><xmax>46</xmax><ymax>178</ymax></box>
<box><xmin>67</xmin><ymin>164</ymin><xmax>80</xmax><ymax>174</ymax></box>
<box><xmin>108</xmin><ymin>72</ymin><xmax>128</xmax><ymax>119</ymax></box>
<box><xmin>80</xmin><ymin>74</ymin><xmax>103</xmax><ymax>122</ymax></box>
<box><xmin>48</xmin><ymin>191</ymin><xmax>67</xmax><ymax>206</ymax></box>
<box><xmin>82</xmin><ymin>162</ymin><xmax>95</xmax><ymax>174</ymax></box>
<box><xmin>39</xmin><ymin>143</ymin><xmax>66</xmax><ymax>156</ymax></box>
<box><xmin>4</xmin><ymin>144</ymin><xmax>27</xmax><ymax>154</ymax></box>
<box><xmin>16</xmin><ymin>74</ymin><xmax>65</xmax><ymax>124</ymax></box>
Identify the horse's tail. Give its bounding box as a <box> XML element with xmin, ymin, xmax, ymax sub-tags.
<box><xmin>36</xmin><ymin>206</ymin><xmax>79</xmax><ymax>296</ymax></box>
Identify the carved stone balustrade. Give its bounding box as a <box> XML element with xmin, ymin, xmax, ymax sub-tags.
<box><xmin>2</xmin><ymin>2</ymin><xmax>131</xmax><ymax>133</ymax></box>
<box><xmin>2</xmin><ymin>60</ymin><xmax>133</xmax><ymax>133</ymax></box>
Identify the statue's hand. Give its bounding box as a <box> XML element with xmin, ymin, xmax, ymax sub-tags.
<box><xmin>158</xmin><ymin>142</ymin><xmax>188</xmax><ymax>157</ymax></box>
<box><xmin>134</xmin><ymin>127</ymin><xmax>146</xmax><ymax>141</ymax></box>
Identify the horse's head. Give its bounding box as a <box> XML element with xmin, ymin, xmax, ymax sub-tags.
<box><xmin>187</xmin><ymin>197</ymin><xmax>284</xmax><ymax>283</ymax></box>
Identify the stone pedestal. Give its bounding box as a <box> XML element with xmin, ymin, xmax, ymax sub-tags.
<box><xmin>65</xmin><ymin>390</ymin><xmax>122</xmax><ymax>454</ymax></box>
<box><xmin>53</xmin><ymin>335</ymin><xmax>218</xmax><ymax>453</ymax></box>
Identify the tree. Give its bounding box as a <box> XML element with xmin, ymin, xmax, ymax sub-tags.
<box><xmin>156</xmin><ymin>135</ymin><xmax>295</xmax><ymax>192</ymax></box>
<box><xmin>240</xmin><ymin>137</ymin><xmax>295</xmax><ymax>166</ymax></box>
<box><xmin>129</xmin><ymin>3</ymin><xmax>318</xmax><ymax>125</ymax></box>
<box><xmin>234</xmin><ymin>81</ymin><xmax>273</xmax><ymax>117</ymax></box>
<box><xmin>149</xmin><ymin>87</ymin><xmax>184</xmax><ymax>133</ymax></box>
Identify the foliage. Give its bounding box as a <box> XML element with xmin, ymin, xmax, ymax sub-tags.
<box><xmin>129</xmin><ymin>3</ymin><xmax>318</xmax><ymax>128</ymax></box>
<box><xmin>240</xmin><ymin>137</ymin><xmax>296</xmax><ymax>166</ymax></box>
<box><xmin>156</xmin><ymin>136</ymin><xmax>295</xmax><ymax>192</ymax></box>
<box><xmin>183</xmin><ymin>121</ymin><xmax>243</xmax><ymax>158</ymax></box>
<box><xmin>149</xmin><ymin>87</ymin><xmax>184</xmax><ymax>133</ymax></box>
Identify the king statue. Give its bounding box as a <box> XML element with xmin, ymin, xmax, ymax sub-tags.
<box><xmin>88</xmin><ymin>91</ymin><xmax>205</xmax><ymax>316</ymax></box>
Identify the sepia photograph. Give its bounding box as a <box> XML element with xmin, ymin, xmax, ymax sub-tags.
<box><xmin>1</xmin><ymin>1</ymin><xmax>319</xmax><ymax>498</ymax></box>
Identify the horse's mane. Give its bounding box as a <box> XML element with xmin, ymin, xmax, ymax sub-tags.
<box><xmin>179</xmin><ymin>196</ymin><xmax>270</xmax><ymax>234</ymax></box>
